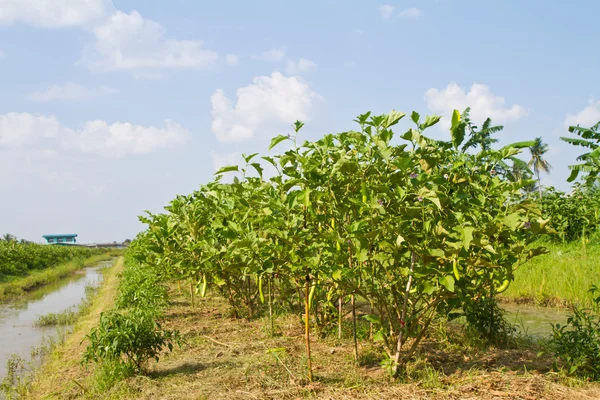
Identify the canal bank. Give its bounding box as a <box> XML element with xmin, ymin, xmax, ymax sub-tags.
<box><xmin>1</xmin><ymin>257</ymin><xmax>123</xmax><ymax>399</ymax></box>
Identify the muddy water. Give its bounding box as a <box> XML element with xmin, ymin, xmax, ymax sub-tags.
<box><xmin>0</xmin><ymin>260</ymin><xmax>113</xmax><ymax>379</ymax></box>
<box><xmin>502</xmin><ymin>303</ymin><xmax>570</xmax><ymax>338</ymax></box>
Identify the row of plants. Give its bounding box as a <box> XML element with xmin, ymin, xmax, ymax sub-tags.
<box><xmin>128</xmin><ymin>108</ymin><xmax>553</xmax><ymax>379</ymax></box>
<box><xmin>83</xmin><ymin>252</ymin><xmax>179</xmax><ymax>387</ymax></box>
<box><xmin>0</xmin><ymin>239</ymin><xmax>103</xmax><ymax>281</ymax></box>
<box><xmin>540</xmin><ymin>185</ymin><xmax>600</xmax><ymax>243</ymax></box>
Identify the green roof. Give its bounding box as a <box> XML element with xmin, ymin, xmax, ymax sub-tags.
<box><xmin>42</xmin><ymin>234</ymin><xmax>78</xmax><ymax>238</ymax></box>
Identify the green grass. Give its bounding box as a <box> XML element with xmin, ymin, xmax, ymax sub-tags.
<box><xmin>0</xmin><ymin>254</ymin><xmax>113</xmax><ymax>303</ymax></box>
<box><xmin>503</xmin><ymin>239</ymin><xmax>600</xmax><ymax>307</ymax></box>
<box><xmin>34</xmin><ymin>308</ymin><xmax>78</xmax><ymax>327</ymax></box>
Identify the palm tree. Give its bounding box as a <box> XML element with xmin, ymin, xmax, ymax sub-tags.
<box><xmin>2</xmin><ymin>233</ymin><xmax>16</xmax><ymax>242</ymax></box>
<box><xmin>528</xmin><ymin>137</ymin><xmax>552</xmax><ymax>200</ymax></box>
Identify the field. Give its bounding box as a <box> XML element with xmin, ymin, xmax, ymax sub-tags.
<box><xmin>18</xmin><ymin>111</ymin><xmax>600</xmax><ymax>398</ymax></box>
<box><xmin>27</xmin><ymin>256</ymin><xmax>600</xmax><ymax>399</ymax></box>
<box><xmin>503</xmin><ymin>241</ymin><xmax>600</xmax><ymax>307</ymax></box>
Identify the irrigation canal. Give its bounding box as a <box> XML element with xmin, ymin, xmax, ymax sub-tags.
<box><xmin>0</xmin><ymin>260</ymin><xmax>113</xmax><ymax>380</ymax></box>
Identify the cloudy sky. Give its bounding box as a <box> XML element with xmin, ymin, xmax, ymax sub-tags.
<box><xmin>1</xmin><ymin>0</ymin><xmax>599</xmax><ymax>243</ymax></box>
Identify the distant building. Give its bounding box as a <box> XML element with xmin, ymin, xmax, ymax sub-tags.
<box><xmin>43</xmin><ymin>234</ymin><xmax>77</xmax><ymax>245</ymax></box>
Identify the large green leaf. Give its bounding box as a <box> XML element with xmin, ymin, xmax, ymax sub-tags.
<box><xmin>214</xmin><ymin>165</ymin><xmax>239</xmax><ymax>175</ymax></box>
<box><xmin>269</xmin><ymin>134</ymin><xmax>289</xmax><ymax>150</ymax></box>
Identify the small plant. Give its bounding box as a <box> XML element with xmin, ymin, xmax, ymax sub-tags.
<box><xmin>34</xmin><ymin>308</ymin><xmax>77</xmax><ymax>327</ymax></box>
<box><xmin>463</xmin><ymin>297</ymin><xmax>516</xmax><ymax>346</ymax></box>
<box><xmin>83</xmin><ymin>308</ymin><xmax>180</xmax><ymax>373</ymax></box>
<box><xmin>548</xmin><ymin>285</ymin><xmax>600</xmax><ymax>380</ymax></box>
<box><xmin>0</xmin><ymin>355</ymin><xmax>33</xmax><ymax>399</ymax></box>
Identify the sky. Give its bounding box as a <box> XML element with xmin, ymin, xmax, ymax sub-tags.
<box><xmin>1</xmin><ymin>0</ymin><xmax>599</xmax><ymax>243</ymax></box>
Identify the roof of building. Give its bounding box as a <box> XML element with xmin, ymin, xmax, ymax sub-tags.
<box><xmin>42</xmin><ymin>234</ymin><xmax>78</xmax><ymax>239</ymax></box>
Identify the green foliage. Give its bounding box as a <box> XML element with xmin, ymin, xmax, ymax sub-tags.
<box><xmin>115</xmin><ymin>259</ymin><xmax>169</xmax><ymax>310</ymax></box>
<box><xmin>561</xmin><ymin>121</ymin><xmax>600</xmax><ymax>185</ymax></box>
<box><xmin>541</xmin><ymin>185</ymin><xmax>600</xmax><ymax>242</ymax></box>
<box><xmin>0</xmin><ymin>240</ymin><xmax>102</xmax><ymax>281</ymax></box>
<box><xmin>549</xmin><ymin>286</ymin><xmax>600</xmax><ymax>380</ymax></box>
<box><xmin>83</xmin><ymin>308</ymin><xmax>179</xmax><ymax>373</ymax></box>
<box><xmin>462</xmin><ymin>297</ymin><xmax>516</xmax><ymax>346</ymax></box>
<box><xmin>34</xmin><ymin>308</ymin><xmax>78</xmax><ymax>327</ymax></box>
<box><xmin>83</xmin><ymin>253</ymin><xmax>179</xmax><ymax>376</ymax></box>
<box><xmin>131</xmin><ymin>108</ymin><xmax>550</xmax><ymax>377</ymax></box>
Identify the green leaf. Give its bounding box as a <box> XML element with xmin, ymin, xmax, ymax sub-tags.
<box><xmin>451</xmin><ymin>109</ymin><xmax>460</xmax><ymax>129</ymax></box>
<box><xmin>462</xmin><ymin>226</ymin><xmax>474</xmax><ymax>250</ymax></box>
<box><xmin>450</xmin><ymin>110</ymin><xmax>465</xmax><ymax>149</ymax></box>
<box><xmin>422</xmin><ymin>115</ymin><xmax>442</xmax><ymax>129</ymax></box>
<box><xmin>250</xmin><ymin>162</ymin><xmax>263</xmax><ymax>178</ymax></box>
<box><xmin>428</xmin><ymin>248</ymin><xmax>445</xmax><ymax>258</ymax></box>
<box><xmin>383</xmin><ymin>110</ymin><xmax>406</xmax><ymax>128</ymax></box>
<box><xmin>261</xmin><ymin>156</ymin><xmax>277</xmax><ymax>168</ymax></box>
<box><xmin>269</xmin><ymin>134</ymin><xmax>289</xmax><ymax>150</ymax></box>
<box><xmin>373</xmin><ymin>330</ymin><xmax>386</xmax><ymax>343</ymax></box>
<box><xmin>411</xmin><ymin>111</ymin><xmax>420</xmax><ymax>125</ymax></box>
<box><xmin>214</xmin><ymin>165</ymin><xmax>239</xmax><ymax>175</ymax></box>
<box><xmin>243</xmin><ymin>153</ymin><xmax>259</xmax><ymax>163</ymax></box>
<box><xmin>396</xmin><ymin>234</ymin><xmax>406</xmax><ymax>248</ymax></box>
<box><xmin>440</xmin><ymin>275</ymin><xmax>455</xmax><ymax>292</ymax></box>
<box><xmin>422</xmin><ymin>281</ymin><xmax>437</xmax><ymax>295</ymax></box>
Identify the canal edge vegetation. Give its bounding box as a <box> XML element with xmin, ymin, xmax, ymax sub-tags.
<box><xmin>24</xmin><ymin>256</ymin><xmax>124</xmax><ymax>399</ymax></box>
<box><xmin>0</xmin><ymin>252</ymin><xmax>119</xmax><ymax>303</ymax></box>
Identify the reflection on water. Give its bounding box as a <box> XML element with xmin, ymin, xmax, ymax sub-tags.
<box><xmin>0</xmin><ymin>260</ymin><xmax>113</xmax><ymax>379</ymax></box>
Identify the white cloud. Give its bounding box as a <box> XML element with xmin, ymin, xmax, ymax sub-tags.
<box><xmin>398</xmin><ymin>8</ymin><xmax>422</xmax><ymax>19</ymax></box>
<box><xmin>564</xmin><ymin>100</ymin><xmax>600</xmax><ymax>127</ymax></box>
<box><xmin>285</xmin><ymin>58</ymin><xmax>317</xmax><ymax>75</ymax></box>
<box><xmin>0</xmin><ymin>0</ymin><xmax>112</xmax><ymax>28</ymax></box>
<box><xmin>225</xmin><ymin>54</ymin><xmax>239</xmax><ymax>65</ymax></box>
<box><xmin>425</xmin><ymin>83</ymin><xmax>528</xmax><ymax>128</ymax></box>
<box><xmin>0</xmin><ymin>112</ymin><xmax>189</xmax><ymax>156</ymax></box>
<box><xmin>28</xmin><ymin>82</ymin><xmax>118</xmax><ymax>102</ymax></box>
<box><xmin>258</xmin><ymin>47</ymin><xmax>286</xmax><ymax>62</ymax></box>
<box><xmin>0</xmin><ymin>112</ymin><xmax>62</xmax><ymax>146</ymax></box>
<box><xmin>379</xmin><ymin>4</ymin><xmax>395</xmax><ymax>20</ymax></box>
<box><xmin>68</xmin><ymin>119</ymin><xmax>189</xmax><ymax>157</ymax></box>
<box><xmin>211</xmin><ymin>72</ymin><xmax>321</xmax><ymax>142</ymax></box>
<box><xmin>83</xmin><ymin>10</ymin><xmax>219</xmax><ymax>73</ymax></box>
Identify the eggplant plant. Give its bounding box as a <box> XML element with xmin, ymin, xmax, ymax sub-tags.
<box><xmin>132</xmin><ymin>108</ymin><xmax>550</xmax><ymax>379</ymax></box>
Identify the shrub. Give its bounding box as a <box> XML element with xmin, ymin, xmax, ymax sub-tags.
<box><xmin>549</xmin><ymin>285</ymin><xmax>600</xmax><ymax>380</ymax></box>
<box><xmin>83</xmin><ymin>308</ymin><xmax>179</xmax><ymax>373</ymax></box>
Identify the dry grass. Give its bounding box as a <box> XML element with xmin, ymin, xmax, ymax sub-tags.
<box><xmin>27</xmin><ymin>256</ymin><xmax>124</xmax><ymax>399</ymax></box>
<box><xmin>42</xmin><ymin>283</ymin><xmax>597</xmax><ymax>400</ymax></box>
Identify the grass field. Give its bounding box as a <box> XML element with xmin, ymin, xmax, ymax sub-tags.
<box><xmin>503</xmin><ymin>240</ymin><xmax>600</xmax><ymax>307</ymax></box>
<box><xmin>0</xmin><ymin>253</ymin><xmax>114</xmax><ymax>303</ymax></box>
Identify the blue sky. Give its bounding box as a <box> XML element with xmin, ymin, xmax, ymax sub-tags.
<box><xmin>1</xmin><ymin>0</ymin><xmax>599</xmax><ymax>243</ymax></box>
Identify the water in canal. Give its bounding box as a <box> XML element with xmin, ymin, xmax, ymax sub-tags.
<box><xmin>502</xmin><ymin>302</ymin><xmax>570</xmax><ymax>338</ymax></box>
<box><xmin>0</xmin><ymin>260</ymin><xmax>113</xmax><ymax>380</ymax></box>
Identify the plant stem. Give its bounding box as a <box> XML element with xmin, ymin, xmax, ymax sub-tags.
<box><xmin>392</xmin><ymin>251</ymin><xmax>415</xmax><ymax>376</ymax></box>
<box><xmin>189</xmin><ymin>281</ymin><xmax>195</xmax><ymax>308</ymax></box>
<box><xmin>351</xmin><ymin>293</ymin><xmax>358</xmax><ymax>363</ymax></box>
<box><xmin>268</xmin><ymin>275</ymin><xmax>274</xmax><ymax>335</ymax></box>
<box><xmin>338</xmin><ymin>294</ymin><xmax>343</xmax><ymax>339</ymax></box>
<box><xmin>304</xmin><ymin>273</ymin><xmax>313</xmax><ymax>382</ymax></box>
